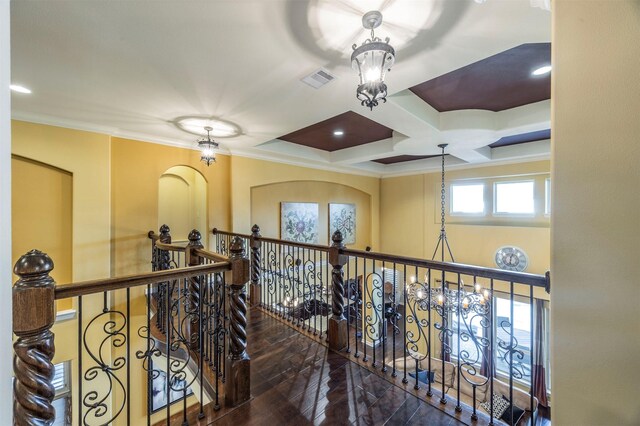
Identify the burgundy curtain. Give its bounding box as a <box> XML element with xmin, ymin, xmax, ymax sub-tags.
<box><xmin>532</xmin><ymin>299</ymin><xmax>549</xmax><ymax>407</ymax></box>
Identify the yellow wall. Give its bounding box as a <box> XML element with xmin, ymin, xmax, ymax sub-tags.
<box><xmin>251</xmin><ymin>180</ymin><xmax>372</xmax><ymax>249</ymax></box>
<box><xmin>111</xmin><ymin>137</ymin><xmax>231</xmax><ymax>276</ymax></box>
<box><xmin>11</xmin><ymin>120</ymin><xmax>112</xmax><ymax>424</ymax></box>
<box><xmin>230</xmin><ymin>156</ymin><xmax>380</xmax><ymax>249</ymax></box>
<box><xmin>552</xmin><ymin>1</ymin><xmax>640</xmax><ymax>424</ymax></box>
<box><xmin>381</xmin><ymin>161</ymin><xmax>550</xmax><ymax>273</ymax></box>
<box><xmin>158</xmin><ymin>165</ymin><xmax>208</xmax><ymax>242</ymax></box>
<box><xmin>11</xmin><ymin>156</ymin><xmax>73</xmax><ymax>311</ymax></box>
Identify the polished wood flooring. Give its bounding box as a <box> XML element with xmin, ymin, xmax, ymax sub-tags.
<box><xmin>171</xmin><ymin>308</ymin><xmax>464</xmax><ymax>426</ymax></box>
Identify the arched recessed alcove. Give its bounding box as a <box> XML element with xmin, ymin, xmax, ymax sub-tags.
<box><xmin>11</xmin><ymin>155</ymin><xmax>73</xmax><ymax>312</ymax></box>
<box><xmin>158</xmin><ymin>165</ymin><xmax>207</xmax><ymax>243</ymax></box>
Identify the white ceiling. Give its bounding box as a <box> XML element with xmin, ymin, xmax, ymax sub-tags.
<box><xmin>10</xmin><ymin>0</ymin><xmax>551</xmax><ymax>177</ymax></box>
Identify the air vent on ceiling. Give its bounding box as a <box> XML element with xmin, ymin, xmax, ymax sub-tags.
<box><xmin>301</xmin><ymin>68</ymin><xmax>336</xmax><ymax>89</ymax></box>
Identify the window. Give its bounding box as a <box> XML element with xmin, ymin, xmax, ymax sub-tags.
<box><xmin>545</xmin><ymin>178</ymin><xmax>551</xmax><ymax>215</ymax></box>
<box><xmin>495</xmin><ymin>297</ymin><xmax>532</xmax><ymax>382</ymax></box>
<box><xmin>451</xmin><ymin>310</ymin><xmax>484</xmax><ymax>363</ymax></box>
<box><xmin>52</xmin><ymin>361</ymin><xmax>71</xmax><ymax>426</ymax></box>
<box><xmin>494</xmin><ymin>181</ymin><xmax>534</xmax><ymax>215</ymax></box>
<box><xmin>450</xmin><ymin>183</ymin><xmax>484</xmax><ymax>214</ymax></box>
<box><xmin>449</xmin><ymin>296</ymin><xmax>550</xmax><ymax>392</ymax></box>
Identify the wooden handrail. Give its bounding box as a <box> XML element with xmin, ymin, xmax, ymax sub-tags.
<box><xmin>212</xmin><ymin>227</ymin><xmax>548</xmax><ymax>289</ymax></box>
<box><xmin>212</xmin><ymin>228</ymin><xmax>330</xmax><ymax>252</ymax></box>
<box><xmin>195</xmin><ymin>247</ymin><xmax>229</xmax><ymax>263</ymax></box>
<box><xmin>340</xmin><ymin>247</ymin><xmax>548</xmax><ymax>288</ymax></box>
<box><xmin>155</xmin><ymin>240</ymin><xmax>187</xmax><ymax>252</ymax></box>
<box><xmin>55</xmin><ymin>262</ymin><xmax>229</xmax><ymax>299</ymax></box>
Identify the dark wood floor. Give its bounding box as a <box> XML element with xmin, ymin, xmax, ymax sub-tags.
<box><xmin>174</xmin><ymin>308</ymin><xmax>464</xmax><ymax>426</ymax></box>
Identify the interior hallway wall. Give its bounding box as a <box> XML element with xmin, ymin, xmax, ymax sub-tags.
<box><xmin>551</xmin><ymin>1</ymin><xmax>640</xmax><ymax>424</ymax></box>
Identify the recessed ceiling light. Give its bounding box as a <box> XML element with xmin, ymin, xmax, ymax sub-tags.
<box><xmin>532</xmin><ymin>65</ymin><xmax>552</xmax><ymax>76</ymax></box>
<box><xmin>10</xmin><ymin>84</ymin><xmax>31</xmax><ymax>94</ymax></box>
<box><xmin>333</xmin><ymin>130</ymin><xmax>344</xmax><ymax>136</ymax></box>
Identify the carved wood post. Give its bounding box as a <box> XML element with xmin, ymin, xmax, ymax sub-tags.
<box><xmin>225</xmin><ymin>236</ymin><xmax>251</xmax><ymax>406</ymax></box>
<box><xmin>328</xmin><ymin>230</ymin><xmax>348</xmax><ymax>351</ymax></box>
<box><xmin>156</xmin><ymin>224</ymin><xmax>172</xmax><ymax>333</ymax></box>
<box><xmin>249</xmin><ymin>224</ymin><xmax>262</xmax><ymax>307</ymax></box>
<box><xmin>187</xmin><ymin>229</ymin><xmax>204</xmax><ymax>350</ymax></box>
<box><xmin>13</xmin><ymin>250</ymin><xmax>56</xmax><ymax>425</ymax></box>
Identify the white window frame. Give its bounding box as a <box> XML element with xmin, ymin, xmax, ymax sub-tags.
<box><xmin>545</xmin><ymin>178</ymin><xmax>551</xmax><ymax>216</ymax></box>
<box><xmin>493</xmin><ymin>179</ymin><xmax>536</xmax><ymax>217</ymax></box>
<box><xmin>449</xmin><ymin>182</ymin><xmax>486</xmax><ymax>216</ymax></box>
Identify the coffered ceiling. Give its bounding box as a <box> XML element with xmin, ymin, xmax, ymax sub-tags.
<box><xmin>10</xmin><ymin>0</ymin><xmax>551</xmax><ymax>177</ymax></box>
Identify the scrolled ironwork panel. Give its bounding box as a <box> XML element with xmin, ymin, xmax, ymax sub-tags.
<box><xmin>81</xmin><ymin>307</ymin><xmax>127</xmax><ymax>425</ymax></box>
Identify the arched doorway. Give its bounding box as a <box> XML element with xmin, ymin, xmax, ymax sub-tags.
<box><xmin>158</xmin><ymin>166</ymin><xmax>207</xmax><ymax>244</ymax></box>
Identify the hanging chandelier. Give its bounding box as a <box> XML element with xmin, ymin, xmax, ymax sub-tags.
<box><xmin>351</xmin><ymin>11</ymin><xmax>395</xmax><ymax>110</ymax></box>
<box><xmin>197</xmin><ymin>126</ymin><xmax>219</xmax><ymax>166</ymax></box>
<box><xmin>408</xmin><ymin>144</ymin><xmax>491</xmax><ymax>311</ymax></box>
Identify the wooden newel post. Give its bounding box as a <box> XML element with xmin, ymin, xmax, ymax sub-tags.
<box><xmin>187</xmin><ymin>229</ymin><xmax>204</xmax><ymax>350</ymax></box>
<box><xmin>225</xmin><ymin>236</ymin><xmax>251</xmax><ymax>407</ymax></box>
<box><xmin>249</xmin><ymin>224</ymin><xmax>262</xmax><ymax>307</ymax></box>
<box><xmin>328</xmin><ymin>230</ymin><xmax>348</xmax><ymax>351</ymax></box>
<box><xmin>13</xmin><ymin>250</ymin><xmax>57</xmax><ymax>426</ymax></box>
<box><xmin>156</xmin><ymin>225</ymin><xmax>171</xmax><ymax>333</ymax></box>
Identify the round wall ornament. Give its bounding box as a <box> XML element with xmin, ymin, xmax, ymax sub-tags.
<box><xmin>495</xmin><ymin>246</ymin><xmax>528</xmax><ymax>272</ymax></box>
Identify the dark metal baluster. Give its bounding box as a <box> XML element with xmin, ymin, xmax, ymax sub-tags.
<box><xmin>530</xmin><ymin>284</ymin><xmax>535</xmax><ymax>426</ymax></box>
<box><xmin>510</xmin><ymin>281</ymin><xmax>515</xmax><ymax>426</ymax></box>
<box><xmin>402</xmin><ymin>263</ymin><xmax>407</xmax><ymax>384</ymax></box>
<box><xmin>363</xmin><ymin>258</ymin><xmax>368</xmax><ymax>363</ymax></box>
<box><xmin>372</xmin><ymin>261</ymin><xmax>378</xmax><ymax>368</ymax></box>
<box><xmin>78</xmin><ymin>295</ymin><xmax>83</xmax><ymax>423</ymax></box>
<box><xmin>441</xmin><ymin>266</ymin><xmax>447</xmax><ymax>405</ymax></box>
<box><xmin>313</xmin><ymin>249</ymin><xmax>318</xmax><ymax>335</ymax></box>
<box><xmin>353</xmin><ymin>257</ymin><xmax>362</xmax><ymax>358</ymax></box>
<box><xmin>198</xmin><ymin>272</ymin><xmax>205</xmax><ymax>419</ymax></box>
<box><xmin>455</xmin><ymin>273</ymin><xmax>462</xmax><ymax>413</ymax></box>
<box><xmin>126</xmin><ymin>287</ymin><xmax>131</xmax><ymax>423</ymax></box>
<box><xmin>391</xmin><ymin>261</ymin><xmax>397</xmax><ymax>377</ymax></box>
<box><xmin>165</xmin><ymin>279</ymin><xmax>171</xmax><ymax>425</ymax></box>
<box><xmin>490</xmin><ymin>278</ymin><xmax>495</xmax><ymax>426</ymax></box>
<box><xmin>146</xmin><ymin>284</ymin><xmax>151</xmax><ymax>426</ymax></box>
<box><xmin>346</xmin><ymin>258</ymin><xmax>351</xmax><ymax>353</ymax></box>
<box><xmin>382</xmin><ymin>261</ymin><xmax>388</xmax><ymax>372</ymax></box>
<box><xmin>427</xmin><ymin>268</ymin><xmax>432</xmax><ymax>397</ymax></box>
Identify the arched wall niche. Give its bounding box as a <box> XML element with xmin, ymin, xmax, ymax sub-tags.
<box><xmin>158</xmin><ymin>165</ymin><xmax>208</xmax><ymax>244</ymax></box>
<box><xmin>11</xmin><ymin>154</ymin><xmax>73</xmax><ymax>312</ymax></box>
<box><xmin>250</xmin><ymin>180</ymin><xmax>372</xmax><ymax>249</ymax></box>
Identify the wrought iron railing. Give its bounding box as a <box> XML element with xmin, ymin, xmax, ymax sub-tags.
<box><xmin>212</xmin><ymin>226</ymin><xmax>550</xmax><ymax>426</ymax></box>
<box><xmin>12</xmin><ymin>226</ymin><xmax>251</xmax><ymax>426</ymax></box>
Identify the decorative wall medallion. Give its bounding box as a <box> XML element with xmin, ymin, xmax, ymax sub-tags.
<box><xmin>280</xmin><ymin>202</ymin><xmax>319</xmax><ymax>243</ymax></box>
<box><xmin>329</xmin><ymin>203</ymin><xmax>356</xmax><ymax>245</ymax></box>
<box><xmin>495</xmin><ymin>246</ymin><xmax>528</xmax><ymax>272</ymax></box>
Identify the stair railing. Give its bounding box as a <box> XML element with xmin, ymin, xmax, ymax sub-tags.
<box><xmin>212</xmin><ymin>225</ymin><xmax>551</xmax><ymax>426</ymax></box>
<box><xmin>13</xmin><ymin>227</ymin><xmax>251</xmax><ymax>426</ymax></box>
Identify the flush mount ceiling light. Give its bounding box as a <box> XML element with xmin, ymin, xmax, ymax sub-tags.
<box><xmin>197</xmin><ymin>126</ymin><xmax>219</xmax><ymax>166</ymax></box>
<box><xmin>10</xmin><ymin>84</ymin><xmax>31</xmax><ymax>94</ymax></box>
<box><xmin>333</xmin><ymin>130</ymin><xmax>344</xmax><ymax>136</ymax></box>
<box><xmin>351</xmin><ymin>11</ymin><xmax>395</xmax><ymax>110</ymax></box>
<box><xmin>532</xmin><ymin>65</ymin><xmax>552</xmax><ymax>76</ymax></box>
<box><xmin>175</xmin><ymin>116</ymin><xmax>241</xmax><ymax>138</ymax></box>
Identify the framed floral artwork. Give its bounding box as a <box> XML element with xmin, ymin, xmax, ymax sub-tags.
<box><xmin>280</xmin><ymin>202</ymin><xmax>319</xmax><ymax>243</ymax></box>
<box><xmin>148</xmin><ymin>358</ymin><xmax>193</xmax><ymax>413</ymax></box>
<box><xmin>329</xmin><ymin>203</ymin><xmax>356</xmax><ymax>245</ymax></box>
